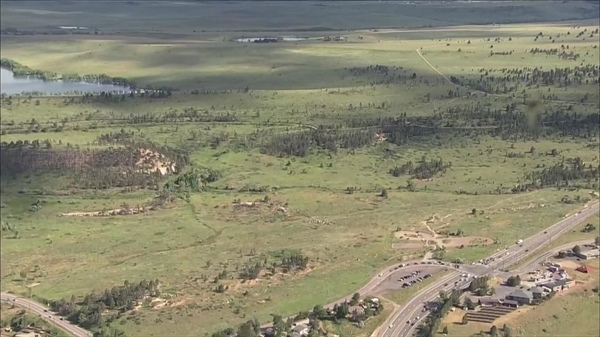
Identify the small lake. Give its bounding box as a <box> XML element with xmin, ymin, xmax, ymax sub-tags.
<box><xmin>0</xmin><ymin>68</ymin><xmax>131</xmax><ymax>96</ymax></box>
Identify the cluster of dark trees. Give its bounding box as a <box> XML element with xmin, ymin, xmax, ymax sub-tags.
<box><xmin>261</xmin><ymin>129</ymin><xmax>373</xmax><ymax>157</ymax></box>
<box><xmin>530</xmin><ymin>47</ymin><xmax>556</xmax><ymax>54</ymax></box>
<box><xmin>389</xmin><ymin>158</ymin><xmax>452</xmax><ymax>179</ymax></box>
<box><xmin>122</xmin><ymin>110</ymin><xmax>238</xmax><ymax>125</ymax></box>
<box><xmin>468</xmin><ymin>276</ymin><xmax>491</xmax><ymax>296</ymax></box>
<box><xmin>261</xmin><ymin>102</ymin><xmax>597</xmax><ymax>159</ymax></box>
<box><xmin>345</xmin><ymin>64</ymin><xmax>420</xmax><ymax>85</ymax></box>
<box><xmin>3</xmin><ymin>308</ymin><xmax>64</xmax><ymax>336</ymax></box>
<box><xmin>1</xmin><ymin>58</ymin><xmax>134</xmax><ymax>87</ymax></box>
<box><xmin>237</xmin><ymin>251</ymin><xmax>309</xmax><ymax>281</ymax></box>
<box><xmin>453</xmin><ymin>64</ymin><xmax>599</xmax><ymax>94</ymax></box>
<box><xmin>277</xmin><ymin>250</ymin><xmax>309</xmax><ymax>272</ymax></box>
<box><xmin>518</xmin><ymin>157</ymin><xmax>599</xmax><ymax>191</ymax></box>
<box><xmin>416</xmin><ymin>289</ymin><xmax>463</xmax><ymax>337</ymax></box>
<box><xmin>506</xmin><ymin>275</ymin><xmax>521</xmax><ymax>287</ymax></box>
<box><xmin>528</xmin><ymin>47</ymin><xmax>581</xmax><ymax>61</ymax></box>
<box><xmin>0</xmin><ymin>140</ymin><xmax>188</xmax><ymax>189</ymax></box>
<box><xmin>212</xmin><ymin>295</ymin><xmax>382</xmax><ymax>337</ymax></box>
<box><xmin>164</xmin><ymin>169</ymin><xmax>221</xmax><ymax>192</ymax></box>
<box><xmin>1</xmin><ymin>58</ymin><xmax>59</xmax><ymax>80</ymax></box>
<box><xmin>439</xmin><ymin>103</ymin><xmax>598</xmax><ymax>139</ymax></box>
<box><xmin>490</xmin><ymin>50</ymin><xmax>513</xmax><ymax>56</ymax></box>
<box><xmin>95</xmin><ymin>130</ymin><xmax>136</xmax><ymax>146</ymax></box>
<box><xmin>49</xmin><ymin>280</ymin><xmax>159</xmax><ymax>335</ymax></box>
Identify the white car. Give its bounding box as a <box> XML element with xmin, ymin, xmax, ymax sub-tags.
<box><xmin>389</xmin><ymin>324</ymin><xmax>393</xmax><ymax>328</ymax></box>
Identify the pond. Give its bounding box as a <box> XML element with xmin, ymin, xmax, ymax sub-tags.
<box><xmin>0</xmin><ymin>68</ymin><xmax>131</xmax><ymax>95</ymax></box>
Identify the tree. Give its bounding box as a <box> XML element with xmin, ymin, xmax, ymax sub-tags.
<box><xmin>442</xmin><ymin>326</ymin><xmax>449</xmax><ymax>334</ymax></box>
<box><xmin>490</xmin><ymin>325</ymin><xmax>498</xmax><ymax>337</ymax></box>
<box><xmin>465</xmin><ymin>297</ymin><xmax>475</xmax><ymax>310</ymax></box>
<box><xmin>573</xmin><ymin>245</ymin><xmax>582</xmax><ymax>254</ymax></box>
<box><xmin>271</xmin><ymin>314</ymin><xmax>286</xmax><ymax>337</ymax></box>
<box><xmin>311</xmin><ymin>305</ymin><xmax>327</xmax><ymax>320</ymax></box>
<box><xmin>471</xmin><ymin>208</ymin><xmax>477</xmax><ymax>215</ymax></box>
<box><xmin>351</xmin><ymin>292</ymin><xmax>361</xmax><ymax>305</ymax></box>
<box><xmin>503</xmin><ymin>325</ymin><xmax>512</xmax><ymax>337</ymax></box>
<box><xmin>380</xmin><ymin>188</ymin><xmax>388</xmax><ymax>198</ymax></box>
<box><xmin>506</xmin><ymin>275</ymin><xmax>521</xmax><ymax>287</ymax></box>
<box><xmin>462</xmin><ymin>314</ymin><xmax>468</xmax><ymax>325</ymax></box>
<box><xmin>335</xmin><ymin>303</ymin><xmax>349</xmax><ymax>319</ymax></box>
<box><xmin>406</xmin><ymin>179</ymin><xmax>416</xmax><ymax>192</ymax></box>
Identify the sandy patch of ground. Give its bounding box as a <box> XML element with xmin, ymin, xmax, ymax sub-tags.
<box><xmin>60</xmin><ymin>205</ymin><xmax>153</xmax><ymax>217</ymax></box>
<box><xmin>559</xmin><ymin>260</ymin><xmax>581</xmax><ymax>269</ymax></box>
<box><xmin>135</xmin><ymin>148</ymin><xmax>177</xmax><ymax>176</ymax></box>
<box><xmin>443</xmin><ymin>308</ymin><xmax>468</xmax><ymax>324</ymax></box>
<box><xmin>393</xmin><ymin>229</ymin><xmax>493</xmax><ymax>250</ymax></box>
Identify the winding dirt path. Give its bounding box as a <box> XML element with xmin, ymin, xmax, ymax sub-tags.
<box><xmin>416</xmin><ymin>48</ymin><xmax>454</xmax><ymax>85</ymax></box>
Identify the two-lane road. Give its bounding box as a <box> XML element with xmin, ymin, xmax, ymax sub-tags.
<box><xmin>379</xmin><ymin>202</ymin><xmax>599</xmax><ymax>337</ymax></box>
<box><xmin>1</xmin><ymin>293</ymin><xmax>92</xmax><ymax>337</ymax></box>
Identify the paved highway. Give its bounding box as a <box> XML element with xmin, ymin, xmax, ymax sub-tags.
<box><xmin>378</xmin><ymin>202</ymin><xmax>599</xmax><ymax>337</ymax></box>
<box><xmin>496</xmin><ymin>239</ymin><xmax>595</xmax><ymax>278</ymax></box>
<box><xmin>0</xmin><ymin>293</ymin><xmax>92</xmax><ymax>337</ymax></box>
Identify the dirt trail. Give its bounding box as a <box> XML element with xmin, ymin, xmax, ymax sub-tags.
<box><xmin>423</xmin><ymin>222</ymin><xmax>436</xmax><ymax>237</ymax></box>
<box><xmin>415</xmin><ymin>48</ymin><xmax>504</xmax><ymax>98</ymax></box>
<box><xmin>416</xmin><ymin>48</ymin><xmax>454</xmax><ymax>85</ymax></box>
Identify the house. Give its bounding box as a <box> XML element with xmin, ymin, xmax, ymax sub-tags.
<box><xmin>575</xmin><ymin>248</ymin><xmax>600</xmax><ymax>260</ymax></box>
<box><xmin>477</xmin><ymin>297</ymin><xmax>500</xmax><ymax>307</ymax></box>
<box><xmin>291</xmin><ymin>324</ymin><xmax>309</xmax><ymax>337</ymax></box>
<box><xmin>505</xmin><ymin>289</ymin><xmax>533</xmax><ymax>305</ymax></box>
<box><xmin>529</xmin><ymin>286</ymin><xmax>545</xmax><ymax>299</ymax></box>
<box><xmin>539</xmin><ymin>278</ymin><xmax>573</xmax><ymax>292</ymax></box>
<box><xmin>500</xmin><ymin>299</ymin><xmax>520</xmax><ymax>308</ymax></box>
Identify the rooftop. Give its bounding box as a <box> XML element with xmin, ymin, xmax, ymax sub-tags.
<box><xmin>529</xmin><ymin>286</ymin><xmax>544</xmax><ymax>293</ymax></box>
<box><xmin>508</xmin><ymin>289</ymin><xmax>532</xmax><ymax>299</ymax></box>
<box><xmin>540</xmin><ymin>278</ymin><xmax>572</xmax><ymax>288</ymax></box>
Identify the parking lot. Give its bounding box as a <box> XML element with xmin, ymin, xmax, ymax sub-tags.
<box><xmin>370</xmin><ymin>265</ymin><xmax>446</xmax><ymax>295</ymax></box>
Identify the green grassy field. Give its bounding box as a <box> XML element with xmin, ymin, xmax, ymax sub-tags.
<box><xmin>1</xmin><ymin>2</ymin><xmax>599</xmax><ymax>336</ymax></box>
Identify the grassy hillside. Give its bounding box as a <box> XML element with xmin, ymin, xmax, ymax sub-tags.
<box><xmin>0</xmin><ymin>4</ymin><xmax>599</xmax><ymax>336</ymax></box>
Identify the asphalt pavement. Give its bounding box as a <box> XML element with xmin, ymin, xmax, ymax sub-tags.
<box><xmin>378</xmin><ymin>202</ymin><xmax>599</xmax><ymax>337</ymax></box>
<box><xmin>0</xmin><ymin>292</ymin><xmax>92</xmax><ymax>337</ymax></box>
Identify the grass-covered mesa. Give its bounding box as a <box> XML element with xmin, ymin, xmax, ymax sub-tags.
<box><xmin>0</xmin><ymin>1</ymin><xmax>599</xmax><ymax>336</ymax></box>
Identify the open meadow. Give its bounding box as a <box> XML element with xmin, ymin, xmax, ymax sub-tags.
<box><xmin>1</xmin><ymin>1</ymin><xmax>599</xmax><ymax>336</ymax></box>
